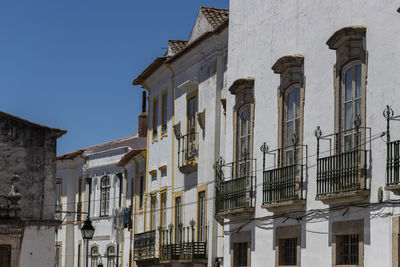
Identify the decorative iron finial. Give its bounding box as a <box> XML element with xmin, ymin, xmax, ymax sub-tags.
<box><xmin>168</xmin><ymin>223</ymin><xmax>174</xmax><ymax>230</ymax></box>
<box><xmin>314</xmin><ymin>126</ymin><xmax>322</xmax><ymax>139</ymax></box>
<box><xmin>354</xmin><ymin>115</ymin><xmax>362</xmax><ymax>130</ymax></box>
<box><xmin>189</xmin><ymin>219</ymin><xmax>196</xmax><ymax>228</ymax></box>
<box><xmin>241</xmin><ymin>149</ymin><xmax>249</xmax><ymax>161</ymax></box>
<box><xmin>291</xmin><ymin>133</ymin><xmax>298</xmax><ymax>146</ymax></box>
<box><xmin>383</xmin><ymin>105</ymin><xmax>394</xmax><ymax>120</ymax></box>
<box><xmin>260</xmin><ymin>142</ymin><xmax>268</xmax><ymax>154</ymax></box>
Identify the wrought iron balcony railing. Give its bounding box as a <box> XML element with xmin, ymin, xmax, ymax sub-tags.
<box><xmin>177</xmin><ymin>131</ymin><xmax>198</xmax><ymax>173</ymax></box>
<box><xmin>260</xmin><ymin>141</ymin><xmax>306</xmax><ymax>205</ymax></box>
<box><xmin>214</xmin><ymin>155</ymin><xmax>255</xmax><ymax>214</ymax></box>
<box><xmin>134</xmin><ymin>230</ymin><xmax>156</xmax><ymax>261</ymax></box>
<box><xmin>317</xmin><ymin>149</ymin><xmax>368</xmax><ymax>195</ymax></box>
<box><xmin>383</xmin><ymin>106</ymin><xmax>400</xmax><ymax>187</ymax></box>
<box><xmin>159</xmin><ymin>222</ymin><xmax>207</xmax><ymax>261</ymax></box>
<box><xmin>315</xmin><ymin>118</ymin><xmax>371</xmax><ymax>198</ymax></box>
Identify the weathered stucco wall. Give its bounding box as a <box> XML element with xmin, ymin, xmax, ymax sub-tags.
<box><xmin>0</xmin><ymin>113</ymin><xmax>58</xmax><ymax>221</ymax></box>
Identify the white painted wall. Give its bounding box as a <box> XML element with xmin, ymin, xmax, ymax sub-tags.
<box><xmin>225</xmin><ymin>1</ymin><xmax>400</xmax><ymax>266</ymax></box>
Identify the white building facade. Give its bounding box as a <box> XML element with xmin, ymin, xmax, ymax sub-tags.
<box><xmin>132</xmin><ymin>6</ymin><xmax>228</xmax><ymax>267</ymax></box>
<box><xmin>56</xmin><ymin>107</ymin><xmax>147</xmax><ymax>267</ymax></box>
<box><xmin>219</xmin><ymin>1</ymin><xmax>400</xmax><ymax>267</ymax></box>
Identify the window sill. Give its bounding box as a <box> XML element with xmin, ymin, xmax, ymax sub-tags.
<box><xmin>152</xmin><ymin>136</ymin><xmax>158</xmax><ymax>143</ymax></box>
<box><xmin>161</xmin><ymin>130</ymin><xmax>168</xmax><ymax>139</ymax></box>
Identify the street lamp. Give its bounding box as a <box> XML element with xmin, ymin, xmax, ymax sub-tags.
<box><xmin>80</xmin><ymin>216</ymin><xmax>95</xmax><ymax>240</ymax></box>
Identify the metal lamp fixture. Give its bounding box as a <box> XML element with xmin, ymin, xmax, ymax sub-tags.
<box><xmin>80</xmin><ymin>216</ymin><xmax>95</xmax><ymax>240</ymax></box>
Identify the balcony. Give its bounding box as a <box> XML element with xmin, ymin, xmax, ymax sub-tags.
<box><xmin>178</xmin><ymin>131</ymin><xmax>198</xmax><ymax>174</ymax></box>
<box><xmin>383</xmin><ymin>106</ymin><xmax>400</xmax><ymax>194</ymax></box>
<box><xmin>314</xmin><ymin>124</ymin><xmax>370</xmax><ymax>205</ymax></box>
<box><xmin>214</xmin><ymin>156</ymin><xmax>255</xmax><ymax>222</ymax></box>
<box><xmin>134</xmin><ymin>230</ymin><xmax>157</xmax><ymax>262</ymax></box>
<box><xmin>159</xmin><ymin>222</ymin><xmax>207</xmax><ymax>263</ymax></box>
<box><xmin>261</xmin><ymin>142</ymin><xmax>306</xmax><ymax>213</ymax></box>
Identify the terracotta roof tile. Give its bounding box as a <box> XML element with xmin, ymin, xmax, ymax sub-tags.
<box><xmin>200</xmin><ymin>6</ymin><xmax>229</xmax><ymax>29</ymax></box>
<box><xmin>168</xmin><ymin>40</ymin><xmax>188</xmax><ymax>54</ymax></box>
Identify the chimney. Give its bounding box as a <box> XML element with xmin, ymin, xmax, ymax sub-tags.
<box><xmin>138</xmin><ymin>91</ymin><xmax>148</xmax><ymax>137</ymax></box>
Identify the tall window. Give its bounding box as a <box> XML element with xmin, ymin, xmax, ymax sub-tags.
<box><xmin>77</xmin><ymin>176</ymin><xmax>82</xmax><ymax>221</ymax></box>
<box><xmin>151</xmin><ymin>195</ymin><xmax>157</xmax><ymax>230</ymax></box>
<box><xmin>237</xmin><ymin>104</ymin><xmax>251</xmax><ymax>176</ymax></box>
<box><xmin>91</xmin><ymin>246</ymin><xmax>99</xmax><ymax>267</ymax></box>
<box><xmin>187</xmin><ymin>95</ymin><xmax>197</xmax><ymax>160</ymax></box>
<box><xmin>161</xmin><ymin>92</ymin><xmax>168</xmax><ymax>133</ymax></box>
<box><xmin>342</xmin><ymin>62</ymin><xmax>362</xmax><ymax>152</ymax></box>
<box><xmin>197</xmin><ymin>191</ymin><xmax>206</xmax><ymax>242</ymax></box>
<box><xmin>100</xmin><ymin>176</ymin><xmax>110</xmax><ymax>216</ymax></box>
<box><xmin>175</xmin><ymin>196</ymin><xmax>182</xmax><ymax>242</ymax></box>
<box><xmin>107</xmin><ymin>246</ymin><xmax>115</xmax><ymax>267</ymax></box>
<box><xmin>139</xmin><ymin>175</ymin><xmax>145</xmax><ymax>209</ymax></box>
<box><xmin>153</xmin><ymin>98</ymin><xmax>158</xmax><ymax>138</ymax></box>
<box><xmin>160</xmin><ymin>192</ymin><xmax>167</xmax><ymax>228</ymax></box>
<box><xmin>284</xmin><ymin>86</ymin><xmax>301</xmax><ymax>165</ymax></box>
<box><xmin>56</xmin><ymin>179</ymin><xmax>62</xmax><ymax>213</ymax></box>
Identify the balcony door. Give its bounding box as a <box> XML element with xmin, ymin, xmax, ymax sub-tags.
<box><xmin>187</xmin><ymin>95</ymin><xmax>197</xmax><ymax>161</ymax></box>
<box><xmin>237</xmin><ymin>104</ymin><xmax>251</xmax><ymax>177</ymax></box>
<box><xmin>342</xmin><ymin>62</ymin><xmax>362</xmax><ymax>152</ymax></box>
<box><xmin>283</xmin><ymin>86</ymin><xmax>301</xmax><ymax>166</ymax></box>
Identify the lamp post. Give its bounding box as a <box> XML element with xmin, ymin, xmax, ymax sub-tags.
<box><xmin>82</xmin><ymin>176</ymin><xmax>93</xmax><ymax>267</ymax></box>
<box><xmin>81</xmin><ymin>216</ymin><xmax>95</xmax><ymax>267</ymax></box>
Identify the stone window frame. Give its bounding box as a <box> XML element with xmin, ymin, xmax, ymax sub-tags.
<box><xmin>231</xmin><ymin>230</ymin><xmax>252</xmax><ymax>267</ymax></box>
<box><xmin>272</xmin><ymin>55</ymin><xmax>305</xmax><ymax>167</ymax></box>
<box><xmin>275</xmin><ymin>225</ymin><xmax>301</xmax><ymax>267</ymax></box>
<box><xmin>326</xmin><ymin>26</ymin><xmax>367</xmax><ymax>153</ymax></box>
<box><xmin>331</xmin><ymin>219</ymin><xmax>364</xmax><ymax>267</ymax></box>
<box><xmin>229</xmin><ymin>78</ymin><xmax>255</xmax><ymax>177</ymax></box>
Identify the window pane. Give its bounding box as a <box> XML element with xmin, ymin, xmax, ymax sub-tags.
<box><xmin>345</xmin><ymin>103</ymin><xmax>352</xmax><ymax>130</ymax></box>
<box><xmin>286</xmin><ymin>121</ymin><xmax>294</xmax><ymax>145</ymax></box>
<box><xmin>345</xmin><ymin>68</ymin><xmax>352</xmax><ymax>101</ymax></box>
<box><xmin>355</xmin><ymin>64</ymin><xmax>361</xmax><ymax>98</ymax></box>
<box><xmin>355</xmin><ymin>99</ymin><xmax>361</xmax><ymax>118</ymax></box>
<box><xmin>295</xmin><ymin>87</ymin><xmax>300</xmax><ymax>118</ymax></box>
<box><xmin>287</xmin><ymin>90</ymin><xmax>294</xmax><ymax>120</ymax></box>
<box><xmin>344</xmin><ymin>135</ymin><xmax>352</xmax><ymax>152</ymax></box>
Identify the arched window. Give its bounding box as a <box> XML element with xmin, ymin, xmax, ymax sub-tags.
<box><xmin>100</xmin><ymin>176</ymin><xmax>110</xmax><ymax>216</ymax></box>
<box><xmin>326</xmin><ymin>25</ymin><xmax>366</xmax><ymax>152</ymax></box>
<box><xmin>107</xmin><ymin>246</ymin><xmax>116</xmax><ymax>267</ymax></box>
<box><xmin>229</xmin><ymin>78</ymin><xmax>255</xmax><ymax>179</ymax></box>
<box><xmin>90</xmin><ymin>246</ymin><xmax>99</xmax><ymax>267</ymax></box>
<box><xmin>272</xmin><ymin>54</ymin><xmax>304</xmax><ymax>167</ymax></box>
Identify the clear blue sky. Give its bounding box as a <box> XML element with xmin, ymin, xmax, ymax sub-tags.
<box><xmin>0</xmin><ymin>0</ymin><xmax>229</xmax><ymax>155</ymax></box>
